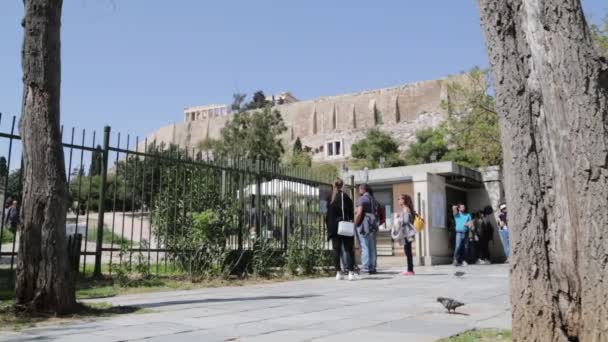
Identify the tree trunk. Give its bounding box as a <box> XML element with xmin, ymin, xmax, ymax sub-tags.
<box><xmin>477</xmin><ymin>0</ymin><xmax>608</xmax><ymax>341</ymax></box>
<box><xmin>16</xmin><ymin>0</ymin><xmax>76</xmax><ymax>314</ymax></box>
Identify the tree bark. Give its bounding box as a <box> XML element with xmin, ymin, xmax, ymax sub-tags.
<box><xmin>477</xmin><ymin>0</ymin><xmax>608</xmax><ymax>341</ymax></box>
<box><xmin>16</xmin><ymin>0</ymin><xmax>76</xmax><ymax>314</ymax></box>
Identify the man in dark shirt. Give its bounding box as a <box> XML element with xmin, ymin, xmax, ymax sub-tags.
<box><xmin>354</xmin><ymin>184</ymin><xmax>378</xmax><ymax>274</ymax></box>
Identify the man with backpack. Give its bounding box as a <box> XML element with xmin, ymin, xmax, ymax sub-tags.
<box><xmin>354</xmin><ymin>184</ymin><xmax>379</xmax><ymax>274</ymax></box>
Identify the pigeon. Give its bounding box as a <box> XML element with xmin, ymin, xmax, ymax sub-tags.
<box><xmin>454</xmin><ymin>271</ymin><xmax>465</xmax><ymax>277</ymax></box>
<box><xmin>437</xmin><ymin>297</ymin><xmax>465</xmax><ymax>313</ymax></box>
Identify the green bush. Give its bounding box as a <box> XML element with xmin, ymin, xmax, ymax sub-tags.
<box><xmin>1</xmin><ymin>229</ymin><xmax>14</xmax><ymax>244</ymax></box>
<box><xmin>151</xmin><ymin>161</ymin><xmax>242</xmax><ymax>279</ymax></box>
<box><xmin>285</xmin><ymin>227</ymin><xmax>331</xmax><ymax>276</ymax></box>
<box><xmin>285</xmin><ymin>235</ymin><xmax>301</xmax><ymax>275</ymax></box>
<box><xmin>251</xmin><ymin>238</ymin><xmax>277</xmax><ymax>277</ymax></box>
<box><xmin>112</xmin><ymin>244</ymin><xmax>131</xmax><ymax>287</ymax></box>
<box><xmin>169</xmin><ymin>210</ymin><xmax>236</xmax><ymax>278</ymax></box>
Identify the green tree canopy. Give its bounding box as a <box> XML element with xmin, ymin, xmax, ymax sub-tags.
<box><xmin>5</xmin><ymin>168</ymin><xmax>22</xmax><ymax>203</ymax></box>
<box><xmin>283</xmin><ymin>150</ymin><xmax>312</xmax><ymax>169</ymax></box>
<box><xmin>231</xmin><ymin>93</ymin><xmax>247</xmax><ymax>112</ymax></box>
<box><xmin>442</xmin><ymin>68</ymin><xmax>502</xmax><ymax>167</ymax></box>
<box><xmin>207</xmin><ymin>107</ymin><xmax>287</xmax><ymax>162</ymax></box>
<box><xmin>293</xmin><ymin>137</ymin><xmax>303</xmax><ymax>154</ymax></box>
<box><xmin>89</xmin><ymin>145</ymin><xmax>103</xmax><ymax>176</ymax></box>
<box><xmin>404</xmin><ymin>128</ymin><xmax>448</xmax><ymax>165</ymax></box>
<box><xmin>246</xmin><ymin>90</ymin><xmax>270</xmax><ymax>110</ymax></box>
<box><xmin>591</xmin><ymin>14</ymin><xmax>608</xmax><ymax>56</ymax></box>
<box><xmin>0</xmin><ymin>157</ymin><xmax>8</xmax><ymax>178</ymax></box>
<box><xmin>405</xmin><ymin>68</ymin><xmax>502</xmax><ymax>169</ymax></box>
<box><xmin>351</xmin><ymin>128</ymin><xmax>404</xmax><ymax>168</ymax></box>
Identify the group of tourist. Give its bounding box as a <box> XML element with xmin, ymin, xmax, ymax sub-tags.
<box><xmin>326</xmin><ymin>177</ymin><xmax>511</xmax><ymax>279</ymax></box>
<box><xmin>326</xmin><ymin>178</ymin><xmax>419</xmax><ymax>281</ymax></box>
<box><xmin>449</xmin><ymin>202</ymin><xmax>509</xmax><ymax>266</ymax></box>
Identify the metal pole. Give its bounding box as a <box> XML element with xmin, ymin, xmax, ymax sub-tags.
<box><xmin>255</xmin><ymin>159</ymin><xmax>262</xmax><ymax>240</ymax></box>
<box><xmin>93</xmin><ymin>126</ymin><xmax>111</xmax><ymax>277</ymax></box>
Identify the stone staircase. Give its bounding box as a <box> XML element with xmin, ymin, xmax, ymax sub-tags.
<box><xmin>376</xmin><ymin>230</ymin><xmax>394</xmax><ymax>256</ymax></box>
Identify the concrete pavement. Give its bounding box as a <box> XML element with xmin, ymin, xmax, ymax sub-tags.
<box><xmin>0</xmin><ymin>263</ymin><xmax>511</xmax><ymax>342</ymax></box>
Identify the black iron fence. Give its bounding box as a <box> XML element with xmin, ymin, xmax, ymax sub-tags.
<box><xmin>0</xmin><ymin>114</ymin><xmax>333</xmax><ymax>276</ymax></box>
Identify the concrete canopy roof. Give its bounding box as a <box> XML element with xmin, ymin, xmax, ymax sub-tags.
<box><xmin>341</xmin><ymin>161</ymin><xmax>483</xmax><ymax>188</ymax></box>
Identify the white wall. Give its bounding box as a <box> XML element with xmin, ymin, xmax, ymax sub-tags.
<box><xmin>412</xmin><ymin>173</ymin><xmax>452</xmax><ymax>265</ymax></box>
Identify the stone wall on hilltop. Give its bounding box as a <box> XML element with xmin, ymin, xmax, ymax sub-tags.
<box><xmin>140</xmin><ymin>75</ymin><xmax>469</xmax><ymax>161</ymax></box>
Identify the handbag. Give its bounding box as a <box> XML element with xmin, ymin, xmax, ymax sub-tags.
<box><xmin>413</xmin><ymin>213</ymin><xmax>425</xmax><ymax>233</ymax></box>
<box><xmin>337</xmin><ymin>192</ymin><xmax>354</xmax><ymax>236</ymax></box>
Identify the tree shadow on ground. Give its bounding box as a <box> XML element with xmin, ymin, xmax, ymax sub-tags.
<box><xmin>136</xmin><ymin>294</ymin><xmax>321</xmax><ymax>309</ymax></box>
<box><xmin>359</xmin><ymin>277</ymin><xmax>393</xmax><ymax>281</ymax></box>
<box><xmin>374</xmin><ymin>271</ymin><xmax>400</xmax><ymax>275</ymax></box>
<box><xmin>0</xmin><ymin>302</ymin><xmax>141</xmax><ymax>331</ymax></box>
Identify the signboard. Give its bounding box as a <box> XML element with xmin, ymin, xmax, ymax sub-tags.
<box><xmin>431</xmin><ymin>191</ymin><xmax>446</xmax><ymax>228</ymax></box>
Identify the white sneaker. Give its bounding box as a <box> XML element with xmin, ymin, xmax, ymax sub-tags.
<box><xmin>336</xmin><ymin>271</ymin><xmax>344</xmax><ymax>280</ymax></box>
<box><xmin>462</xmin><ymin>261</ymin><xmax>469</xmax><ymax>266</ymax></box>
<box><xmin>348</xmin><ymin>272</ymin><xmax>358</xmax><ymax>281</ymax></box>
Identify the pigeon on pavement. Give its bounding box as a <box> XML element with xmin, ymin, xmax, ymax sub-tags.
<box><xmin>437</xmin><ymin>297</ymin><xmax>465</xmax><ymax>313</ymax></box>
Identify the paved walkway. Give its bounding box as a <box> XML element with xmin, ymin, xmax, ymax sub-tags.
<box><xmin>0</xmin><ymin>264</ymin><xmax>511</xmax><ymax>342</ymax></box>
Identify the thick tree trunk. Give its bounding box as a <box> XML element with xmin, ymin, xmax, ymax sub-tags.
<box><xmin>16</xmin><ymin>0</ymin><xmax>76</xmax><ymax>314</ymax></box>
<box><xmin>477</xmin><ymin>0</ymin><xmax>608</xmax><ymax>341</ymax></box>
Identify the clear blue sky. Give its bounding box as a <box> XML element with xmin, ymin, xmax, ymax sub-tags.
<box><xmin>0</xmin><ymin>0</ymin><xmax>606</xmax><ymax>142</ymax></box>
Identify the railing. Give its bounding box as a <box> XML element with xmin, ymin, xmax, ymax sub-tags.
<box><xmin>0</xmin><ymin>114</ymin><xmax>333</xmax><ymax>277</ymax></box>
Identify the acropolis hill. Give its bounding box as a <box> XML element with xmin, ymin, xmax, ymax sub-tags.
<box><xmin>143</xmin><ymin>75</ymin><xmax>468</xmax><ymax>163</ymax></box>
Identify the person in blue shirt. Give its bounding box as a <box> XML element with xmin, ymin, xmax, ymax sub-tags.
<box><xmin>453</xmin><ymin>203</ymin><xmax>473</xmax><ymax>266</ymax></box>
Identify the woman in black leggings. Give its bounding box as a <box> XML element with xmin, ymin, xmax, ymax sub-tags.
<box><xmin>325</xmin><ymin>178</ymin><xmax>357</xmax><ymax>281</ymax></box>
<box><xmin>392</xmin><ymin>194</ymin><xmax>416</xmax><ymax>276</ymax></box>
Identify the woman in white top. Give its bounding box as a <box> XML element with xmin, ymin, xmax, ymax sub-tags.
<box><xmin>391</xmin><ymin>194</ymin><xmax>416</xmax><ymax>275</ymax></box>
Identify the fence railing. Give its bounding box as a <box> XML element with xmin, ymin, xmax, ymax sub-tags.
<box><xmin>0</xmin><ymin>114</ymin><xmax>333</xmax><ymax>277</ymax></box>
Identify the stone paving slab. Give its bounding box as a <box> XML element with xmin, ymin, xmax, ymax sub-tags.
<box><xmin>0</xmin><ymin>263</ymin><xmax>511</xmax><ymax>341</ymax></box>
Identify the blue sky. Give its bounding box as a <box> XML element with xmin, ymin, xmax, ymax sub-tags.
<box><xmin>0</xmin><ymin>0</ymin><xmax>606</xmax><ymax>142</ymax></box>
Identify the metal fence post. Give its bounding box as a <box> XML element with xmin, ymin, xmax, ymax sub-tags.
<box><xmin>255</xmin><ymin>159</ymin><xmax>262</xmax><ymax>239</ymax></box>
<box><xmin>94</xmin><ymin>126</ymin><xmax>111</xmax><ymax>277</ymax></box>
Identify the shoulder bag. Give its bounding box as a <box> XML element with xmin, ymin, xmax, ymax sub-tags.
<box><xmin>337</xmin><ymin>192</ymin><xmax>354</xmax><ymax>236</ymax></box>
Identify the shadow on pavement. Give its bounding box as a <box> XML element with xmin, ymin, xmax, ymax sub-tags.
<box><xmin>136</xmin><ymin>294</ymin><xmax>321</xmax><ymax>309</ymax></box>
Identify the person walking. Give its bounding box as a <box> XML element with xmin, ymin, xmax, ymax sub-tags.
<box><xmin>453</xmin><ymin>203</ymin><xmax>472</xmax><ymax>266</ymax></box>
<box><xmin>326</xmin><ymin>178</ymin><xmax>357</xmax><ymax>281</ymax></box>
<box><xmin>498</xmin><ymin>203</ymin><xmax>509</xmax><ymax>262</ymax></box>
<box><xmin>355</xmin><ymin>183</ymin><xmax>378</xmax><ymax>274</ymax></box>
<box><xmin>5</xmin><ymin>200</ymin><xmax>19</xmax><ymax>234</ymax></box>
<box><xmin>391</xmin><ymin>194</ymin><xmax>417</xmax><ymax>275</ymax></box>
